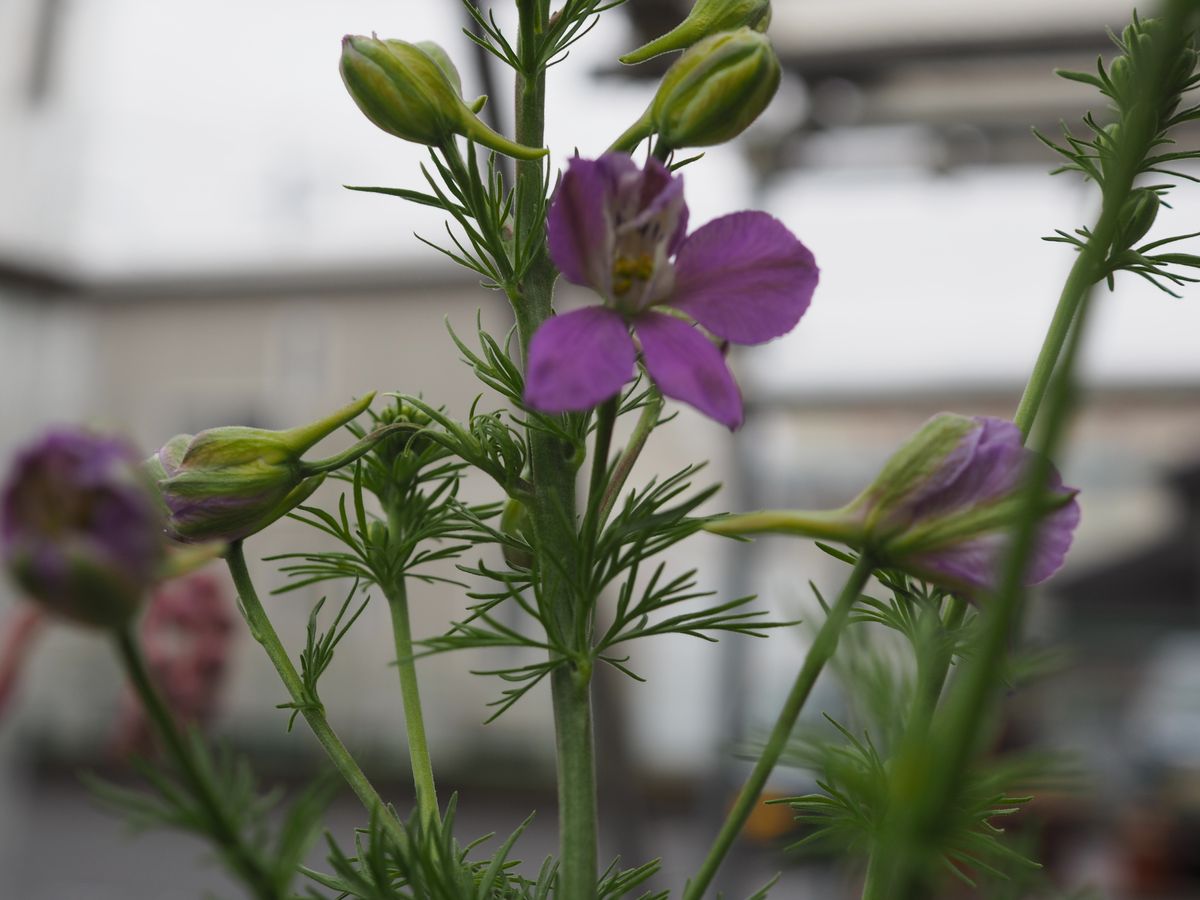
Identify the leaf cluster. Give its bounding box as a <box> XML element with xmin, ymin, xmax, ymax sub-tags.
<box><xmin>1039</xmin><ymin>13</ymin><xmax>1200</xmax><ymax>294</ymax></box>
<box><xmin>303</xmin><ymin>798</ymin><xmax>662</xmax><ymax>900</ymax></box>
<box><xmin>463</xmin><ymin>0</ymin><xmax>628</xmax><ymax>76</ymax></box>
<box><xmin>435</xmin><ymin>460</ymin><xmax>789</xmax><ymax>721</ymax></box>
<box><xmin>270</xmin><ymin>395</ymin><xmax>499</xmax><ymax>598</ymax></box>
<box><xmin>88</xmin><ymin>736</ymin><xmax>333</xmax><ymax>898</ymax></box>
<box><xmin>777</xmin><ymin>716</ymin><xmax>1063</xmax><ymax>889</ymax></box>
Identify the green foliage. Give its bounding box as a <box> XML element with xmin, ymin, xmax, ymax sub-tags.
<box><xmin>277</xmin><ymin>584</ymin><xmax>371</xmax><ymax>729</ymax></box>
<box><xmin>303</xmin><ymin>798</ymin><xmax>663</xmax><ymax>900</ymax></box>
<box><xmin>1038</xmin><ymin>13</ymin><xmax>1200</xmax><ymax>294</ymax></box>
<box><xmin>462</xmin><ymin>0</ymin><xmax>629</xmax><ymax>75</ymax></box>
<box><xmin>87</xmin><ymin>735</ymin><xmax>333</xmax><ymax>897</ymax></box>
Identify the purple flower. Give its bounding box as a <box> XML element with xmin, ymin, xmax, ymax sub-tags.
<box><xmin>524</xmin><ymin>153</ymin><xmax>818</xmax><ymax>429</ymax></box>
<box><xmin>856</xmin><ymin>415</ymin><xmax>1081</xmax><ymax>591</ymax></box>
<box><xmin>1</xmin><ymin>429</ymin><xmax>165</xmax><ymax>627</ymax></box>
<box><xmin>707</xmin><ymin>415</ymin><xmax>1081</xmax><ymax>593</ymax></box>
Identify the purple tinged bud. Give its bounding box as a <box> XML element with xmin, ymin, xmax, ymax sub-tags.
<box><xmin>1</xmin><ymin>429</ymin><xmax>165</xmax><ymax>627</ymax></box>
<box><xmin>707</xmin><ymin>415</ymin><xmax>1081</xmax><ymax>594</ymax></box>
<box><xmin>151</xmin><ymin>394</ymin><xmax>377</xmax><ymax>545</ymax></box>
<box><xmin>857</xmin><ymin>416</ymin><xmax>1080</xmax><ymax>591</ymax></box>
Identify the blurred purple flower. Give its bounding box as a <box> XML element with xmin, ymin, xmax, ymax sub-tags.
<box><xmin>866</xmin><ymin>415</ymin><xmax>1080</xmax><ymax>591</ymax></box>
<box><xmin>524</xmin><ymin>152</ymin><xmax>818</xmax><ymax>429</ymax></box>
<box><xmin>708</xmin><ymin>415</ymin><xmax>1080</xmax><ymax>593</ymax></box>
<box><xmin>2</xmin><ymin>430</ymin><xmax>164</xmax><ymax>627</ymax></box>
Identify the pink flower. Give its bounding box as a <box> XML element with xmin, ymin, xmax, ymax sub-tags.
<box><xmin>524</xmin><ymin>153</ymin><xmax>818</xmax><ymax>429</ymax></box>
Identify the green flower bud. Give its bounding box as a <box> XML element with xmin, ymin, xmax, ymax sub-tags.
<box><xmin>340</xmin><ymin>34</ymin><xmax>545</xmax><ymax>160</ymax></box>
<box><xmin>649</xmin><ymin>28</ymin><xmax>781</xmax><ymax>150</ymax></box>
<box><xmin>1114</xmin><ymin>188</ymin><xmax>1160</xmax><ymax>251</ymax></box>
<box><xmin>499</xmin><ymin>498</ymin><xmax>534</xmax><ymax>570</ymax></box>
<box><xmin>620</xmin><ymin>0</ymin><xmax>772</xmax><ymax>64</ymax></box>
<box><xmin>151</xmin><ymin>394</ymin><xmax>384</xmax><ymax>544</ymax></box>
<box><xmin>413</xmin><ymin>41</ymin><xmax>486</xmax><ymax>114</ymax></box>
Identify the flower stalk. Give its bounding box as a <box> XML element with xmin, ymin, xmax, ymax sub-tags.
<box><xmin>114</xmin><ymin>626</ymin><xmax>282</xmax><ymax>900</ymax></box>
<box><xmin>224</xmin><ymin>542</ymin><xmax>405</xmax><ymax>845</ymax></box>
<box><xmin>381</xmin><ymin>509</ymin><xmax>439</xmax><ymax>824</ymax></box>
<box><xmin>683</xmin><ymin>552</ymin><xmax>876</xmax><ymax>899</ymax></box>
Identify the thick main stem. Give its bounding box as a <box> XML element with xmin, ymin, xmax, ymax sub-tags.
<box><xmin>684</xmin><ymin>553</ymin><xmax>876</xmax><ymax>900</ymax></box>
<box><xmin>511</xmin><ymin>2</ymin><xmax>598</xmax><ymax>894</ymax></box>
<box><xmin>383</xmin><ymin>570</ymin><xmax>439</xmax><ymax>823</ymax></box>
<box><xmin>115</xmin><ymin>628</ymin><xmax>281</xmax><ymax>900</ymax></box>
<box><xmin>224</xmin><ymin>542</ymin><xmax>405</xmax><ymax>845</ymax></box>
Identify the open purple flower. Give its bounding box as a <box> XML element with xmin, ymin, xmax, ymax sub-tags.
<box><xmin>2</xmin><ymin>429</ymin><xmax>165</xmax><ymax>627</ymax></box>
<box><xmin>525</xmin><ymin>152</ymin><xmax>818</xmax><ymax>429</ymax></box>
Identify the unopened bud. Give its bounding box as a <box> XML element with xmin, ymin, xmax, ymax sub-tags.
<box><xmin>500</xmin><ymin>498</ymin><xmax>534</xmax><ymax>570</ymax></box>
<box><xmin>650</xmin><ymin>28</ymin><xmax>781</xmax><ymax>150</ymax></box>
<box><xmin>707</xmin><ymin>416</ymin><xmax>1081</xmax><ymax>593</ymax></box>
<box><xmin>620</xmin><ymin>0</ymin><xmax>771</xmax><ymax>65</ymax></box>
<box><xmin>151</xmin><ymin>394</ymin><xmax>383</xmax><ymax>544</ymax></box>
<box><xmin>2</xmin><ymin>430</ymin><xmax>164</xmax><ymax>627</ymax></box>
<box><xmin>340</xmin><ymin>35</ymin><xmax>545</xmax><ymax>160</ymax></box>
<box><xmin>1114</xmin><ymin>189</ymin><xmax>1160</xmax><ymax>251</ymax></box>
<box><xmin>413</xmin><ymin>41</ymin><xmax>486</xmax><ymax>114</ymax></box>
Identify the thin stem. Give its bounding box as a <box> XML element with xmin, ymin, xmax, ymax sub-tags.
<box><xmin>863</xmin><ymin>17</ymin><xmax>1189</xmax><ymax>893</ymax></box>
<box><xmin>704</xmin><ymin>508</ymin><xmax>864</xmax><ymax>547</ymax></box>
<box><xmin>587</xmin><ymin>397</ymin><xmax>619</xmax><ymax>518</ymax></box>
<box><xmin>383</xmin><ymin>570</ymin><xmax>439</xmax><ymax>824</ymax></box>
<box><xmin>684</xmin><ymin>553</ymin><xmax>876</xmax><ymax>900</ymax></box>
<box><xmin>597</xmin><ymin>395</ymin><xmax>662</xmax><ymax>526</ymax></box>
<box><xmin>114</xmin><ymin>628</ymin><xmax>281</xmax><ymax>900</ymax></box>
<box><xmin>224</xmin><ymin>542</ymin><xmax>405</xmax><ymax>845</ymax></box>
<box><xmin>1011</xmin><ymin>249</ymin><xmax>1093</xmax><ymax>440</ymax></box>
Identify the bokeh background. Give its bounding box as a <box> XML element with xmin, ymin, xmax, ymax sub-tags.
<box><xmin>1</xmin><ymin>1</ymin><xmax>1199</xmax><ymax>897</ymax></box>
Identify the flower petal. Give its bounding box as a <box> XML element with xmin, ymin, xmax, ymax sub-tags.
<box><xmin>634</xmin><ymin>312</ymin><xmax>743</xmax><ymax>429</ymax></box>
<box><xmin>1027</xmin><ymin>473</ymin><xmax>1081</xmax><ymax>585</ymax></box>
<box><xmin>620</xmin><ymin>156</ymin><xmax>689</xmax><ymax>257</ymax></box>
<box><xmin>669</xmin><ymin>211</ymin><xmax>818</xmax><ymax>344</ymax></box>
<box><xmin>547</xmin><ymin>155</ymin><xmax>636</xmax><ymax>292</ymax></box>
<box><xmin>524</xmin><ymin>307</ymin><xmax>635</xmax><ymax>413</ymax></box>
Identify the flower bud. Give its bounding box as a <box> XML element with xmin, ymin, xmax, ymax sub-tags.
<box><xmin>340</xmin><ymin>34</ymin><xmax>545</xmax><ymax>160</ymax></box>
<box><xmin>707</xmin><ymin>416</ymin><xmax>1080</xmax><ymax>593</ymax></box>
<box><xmin>151</xmin><ymin>394</ymin><xmax>380</xmax><ymax>544</ymax></box>
<box><xmin>500</xmin><ymin>498</ymin><xmax>534</xmax><ymax>570</ymax></box>
<box><xmin>413</xmin><ymin>40</ymin><xmax>486</xmax><ymax>114</ymax></box>
<box><xmin>1114</xmin><ymin>188</ymin><xmax>1160</xmax><ymax>251</ymax></box>
<box><xmin>620</xmin><ymin>0</ymin><xmax>771</xmax><ymax>64</ymax></box>
<box><xmin>2</xmin><ymin>430</ymin><xmax>165</xmax><ymax>627</ymax></box>
<box><xmin>649</xmin><ymin>28</ymin><xmax>781</xmax><ymax>150</ymax></box>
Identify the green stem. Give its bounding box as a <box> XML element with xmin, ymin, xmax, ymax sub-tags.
<box><xmin>115</xmin><ymin>628</ymin><xmax>281</xmax><ymax>900</ymax></box>
<box><xmin>382</xmin><ymin>567</ymin><xmax>439</xmax><ymax>824</ymax></box>
<box><xmin>1011</xmin><ymin>249</ymin><xmax>1098</xmax><ymax>440</ymax></box>
<box><xmin>608</xmin><ymin>110</ymin><xmax>654</xmax><ymax>154</ymax></box>
<box><xmin>863</xmin><ymin>18</ymin><xmax>1188</xmax><ymax>894</ymax></box>
<box><xmin>684</xmin><ymin>553</ymin><xmax>876</xmax><ymax>900</ymax></box>
<box><xmin>587</xmin><ymin>397</ymin><xmax>619</xmax><ymax>520</ymax></box>
<box><xmin>597</xmin><ymin>394</ymin><xmax>662</xmax><ymax>527</ymax></box>
<box><xmin>224</xmin><ymin>542</ymin><xmax>405</xmax><ymax>845</ymax></box>
<box><xmin>511</xmin><ymin>2</ymin><xmax>598</xmax><ymax>895</ymax></box>
<box><xmin>704</xmin><ymin>508</ymin><xmax>865</xmax><ymax>546</ymax></box>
